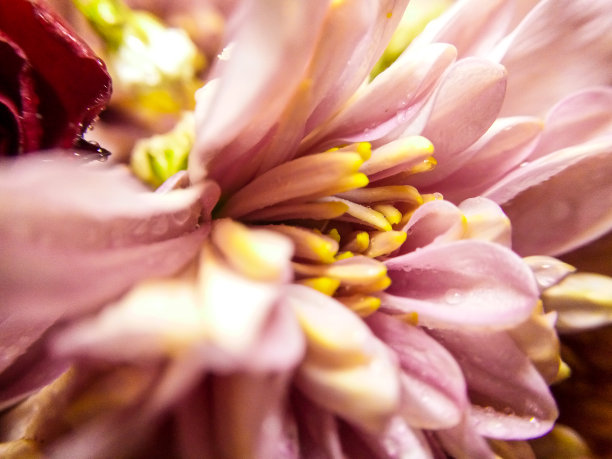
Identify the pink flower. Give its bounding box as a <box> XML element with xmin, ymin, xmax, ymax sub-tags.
<box><xmin>5</xmin><ymin>0</ymin><xmax>608</xmax><ymax>456</ymax></box>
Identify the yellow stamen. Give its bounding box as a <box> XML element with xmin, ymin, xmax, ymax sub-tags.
<box><xmin>336</xmin><ymin>185</ymin><xmax>422</xmax><ymax>205</ymax></box>
<box><xmin>265</xmin><ymin>225</ymin><xmax>339</xmax><ymax>263</ymax></box>
<box><xmin>243</xmin><ymin>200</ymin><xmax>348</xmax><ymax>222</ymax></box>
<box><xmin>365</xmin><ymin>230</ymin><xmax>407</xmax><ymax>258</ymax></box>
<box><xmin>335</xmin><ymin>251</ymin><xmax>355</xmax><ymax>260</ymax></box>
<box><xmin>373</xmin><ymin>204</ymin><xmax>402</xmax><ymax>225</ymax></box>
<box><xmin>293</xmin><ymin>256</ymin><xmax>388</xmax><ymax>286</ymax></box>
<box><xmin>221</xmin><ymin>152</ymin><xmax>365</xmax><ymax>218</ymax></box>
<box><xmin>211</xmin><ymin>219</ymin><xmax>291</xmax><ymax>281</ymax></box>
<box><xmin>337</xmin><ymin>295</ymin><xmax>382</xmax><ymax>317</ymax></box>
<box><xmin>342</xmin><ymin>231</ymin><xmax>370</xmax><ymax>253</ymax></box>
<box><xmin>325</xmin><ymin>197</ymin><xmax>392</xmax><ymax>231</ymax></box>
<box><xmin>326</xmin><ymin>228</ymin><xmax>341</xmax><ymax>243</ymax></box>
<box><xmin>361</xmin><ymin>136</ymin><xmax>434</xmax><ymax>178</ymax></box>
<box><xmin>298</xmin><ymin>277</ymin><xmax>341</xmax><ymax>296</ymax></box>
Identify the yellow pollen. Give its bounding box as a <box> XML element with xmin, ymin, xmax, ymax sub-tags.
<box><xmin>356</xmin><ymin>142</ymin><xmax>372</xmax><ymax>161</ymax></box>
<box><xmin>336</xmin><ymin>251</ymin><xmax>354</xmax><ymax>260</ymax></box>
<box><xmin>338</xmin><ymin>295</ymin><xmax>382</xmax><ymax>317</ymax></box>
<box><xmin>298</xmin><ymin>277</ymin><xmax>341</xmax><ymax>296</ymax></box>
<box><xmin>342</xmin><ymin>231</ymin><xmax>370</xmax><ymax>253</ymax></box>
<box><xmin>386</xmin><ymin>12</ymin><xmax>392</xmax><ymax>18</ymax></box>
<box><xmin>327</xmin><ymin>228</ymin><xmax>341</xmax><ymax>243</ymax></box>
<box><xmin>397</xmin><ymin>312</ymin><xmax>419</xmax><ymax>326</ymax></box>
<box><xmin>373</xmin><ymin>204</ymin><xmax>402</xmax><ymax>225</ymax></box>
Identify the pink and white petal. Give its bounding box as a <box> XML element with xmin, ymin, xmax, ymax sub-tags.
<box><xmin>367</xmin><ymin>313</ymin><xmax>468</xmax><ymax>429</ymax></box>
<box><xmin>493</xmin><ymin>0</ymin><xmax>612</xmax><ymax>117</ymax></box>
<box><xmin>0</xmin><ymin>313</ymin><xmax>60</xmax><ymax>374</ymax></box>
<box><xmin>190</xmin><ymin>0</ymin><xmax>329</xmax><ymax>184</ymax></box>
<box><xmin>458</xmin><ymin>197</ymin><xmax>512</xmax><ymax>247</ymax></box>
<box><xmin>530</xmin><ymin>87</ymin><xmax>612</xmax><ymax>160</ymax></box>
<box><xmin>398</xmin><ymin>200</ymin><xmax>466</xmax><ymax>254</ymax></box>
<box><xmin>429</xmin><ymin>329</ymin><xmax>558</xmax><ymax>439</ymax></box>
<box><xmin>305</xmin><ymin>0</ymin><xmax>410</xmax><ymax>131</ymax></box>
<box><xmin>292</xmin><ymin>391</ymin><xmax>345</xmax><ymax>459</ymax></box>
<box><xmin>0</xmin><ymin>346</ymin><xmax>70</xmax><ymax>410</ymax></box>
<box><xmin>434</xmin><ymin>414</ymin><xmax>497</xmax><ymax>459</ymax></box>
<box><xmin>401</xmin><ymin>58</ymin><xmax>507</xmax><ymax>174</ymax></box>
<box><xmin>422</xmin><ymin>116</ymin><xmax>542</xmax><ymax>200</ymax></box>
<box><xmin>210</xmin><ymin>372</ymin><xmax>295</xmax><ymax>459</ymax></box>
<box><xmin>523</xmin><ymin>256</ymin><xmax>576</xmax><ymax>293</ymax></box>
<box><xmin>484</xmin><ymin>137</ymin><xmax>612</xmax><ymax>256</ymax></box>
<box><xmin>410</xmin><ymin>0</ymin><xmax>514</xmax><ymax>58</ymax></box>
<box><xmin>382</xmin><ymin>240</ymin><xmax>539</xmax><ymax>329</ymax></box>
<box><xmin>288</xmin><ymin>285</ymin><xmax>401</xmax><ymax>433</ymax></box>
<box><xmin>358</xmin><ymin>416</ymin><xmax>434</xmax><ymax>459</ymax></box>
<box><xmin>305</xmin><ymin>43</ymin><xmax>456</xmax><ymax>151</ymax></box>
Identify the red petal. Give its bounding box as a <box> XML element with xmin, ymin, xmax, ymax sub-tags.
<box><xmin>0</xmin><ymin>0</ymin><xmax>111</xmax><ymax>150</ymax></box>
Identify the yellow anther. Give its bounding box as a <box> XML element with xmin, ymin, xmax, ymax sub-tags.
<box><xmin>396</xmin><ymin>312</ymin><xmax>419</xmax><ymax>326</ymax></box>
<box><xmin>298</xmin><ymin>277</ymin><xmax>341</xmax><ymax>296</ymax></box>
<box><xmin>337</xmin><ymin>185</ymin><xmax>422</xmax><ymax>205</ymax></box>
<box><xmin>328</xmin><ymin>198</ymin><xmax>392</xmax><ymax>231</ymax></box>
<box><xmin>327</xmin><ymin>228</ymin><xmax>341</xmax><ymax>243</ymax></box>
<box><xmin>342</xmin><ymin>275</ymin><xmax>392</xmax><ymax>295</ymax></box>
<box><xmin>293</xmin><ymin>255</ymin><xmax>388</xmax><ymax>287</ymax></box>
<box><xmin>338</xmin><ymin>295</ymin><xmax>382</xmax><ymax>317</ymax></box>
<box><xmin>373</xmin><ymin>204</ymin><xmax>402</xmax><ymax>225</ymax></box>
<box><xmin>244</xmin><ymin>200</ymin><xmax>348</xmax><ymax>222</ymax></box>
<box><xmin>365</xmin><ymin>230</ymin><xmax>407</xmax><ymax>258</ymax></box>
<box><xmin>211</xmin><ymin>219</ymin><xmax>291</xmax><ymax>281</ymax></box>
<box><xmin>342</xmin><ymin>231</ymin><xmax>370</xmax><ymax>253</ymax></box>
<box><xmin>411</xmin><ymin>157</ymin><xmax>437</xmax><ymax>174</ymax></box>
<box><xmin>336</xmin><ymin>251</ymin><xmax>355</xmax><ymax>260</ymax></box>
<box><xmin>266</xmin><ymin>225</ymin><xmax>339</xmax><ymax>264</ymax></box>
<box><xmin>356</xmin><ymin>142</ymin><xmax>372</xmax><ymax>161</ymax></box>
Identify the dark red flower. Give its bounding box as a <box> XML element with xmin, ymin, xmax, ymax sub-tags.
<box><xmin>0</xmin><ymin>0</ymin><xmax>111</xmax><ymax>156</ymax></box>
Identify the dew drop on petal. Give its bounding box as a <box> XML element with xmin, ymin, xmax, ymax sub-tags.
<box><xmin>444</xmin><ymin>288</ymin><xmax>463</xmax><ymax>305</ymax></box>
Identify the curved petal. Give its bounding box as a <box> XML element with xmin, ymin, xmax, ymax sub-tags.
<box><xmin>0</xmin><ymin>154</ymin><xmax>208</xmax><ymax>320</ymax></box>
<box><xmin>304</xmin><ymin>43</ymin><xmax>456</xmax><ymax>149</ymax></box>
<box><xmin>382</xmin><ymin>240</ymin><xmax>539</xmax><ymax>329</ymax></box>
<box><xmin>410</xmin><ymin>0</ymin><xmax>514</xmax><ymax>58</ymax></box>
<box><xmin>425</xmin><ymin>116</ymin><xmax>542</xmax><ymax>201</ymax></box>
<box><xmin>190</xmin><ymin>0</ymin><xmax>329</xmax><ymax>185</ymax></box>
<box><xmin>288</xmin><ymin>285</ymin><xmax>401</xmax><ymax>433</ymax></box>
<box><xmin>404</xmin><ymin>58</ymin><xmax>507</xmax><ymax>171</ymax></box>
<box><xmin>0</xmin><ymin>0</ymin><xmax>111</xmax><ymax>148</ymax></box>
<box><xmin>493</xmin><ymin>0</ymin><xmax>612</xmax><ymax>117</ymax></box>
<box><xmin>429</xmin><ymin>329</ymin><xmax>558</xmax><ymax>440</ymax></box>
<box><xmin>367</xmin><ymin>313</ymin><xmax>468</xmax><ymax>429</ymax></box>
<box><xmin>530</xmin><ymin>87</ymin><xmax>612</xmax><ymax>160</ymax></box>
<box><xmin>484</xmin><ymin>137</ymin><xmax>612</xmax><ymax>256</ymax></box>
<box><xmin>398</xmin><ymin>199</ymin><xmax>465</xmax><ymax>254</ymax></box>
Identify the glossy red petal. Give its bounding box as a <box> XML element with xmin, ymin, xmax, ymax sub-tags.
<box><xmin>0</xmin><ymin>0</ymin><xmax>111</xmax><ymax>150</ymax></box>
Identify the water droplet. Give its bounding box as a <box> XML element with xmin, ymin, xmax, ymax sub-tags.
<box><xmin>445</xmin><ymin>289</ymin><xmax>463</xmax><ymax>305</ymax></box>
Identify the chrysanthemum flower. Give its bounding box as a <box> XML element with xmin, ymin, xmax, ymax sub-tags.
<box><xmin>1</xmin><ymin>0</ymin><xmax>610</xmax><ymax>457</ymax></box>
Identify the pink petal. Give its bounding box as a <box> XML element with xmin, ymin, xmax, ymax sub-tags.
<box><xmin>434</xmin><ymin>414</ymin><xmax>497</xmax><ymax>459</ymax></box>
<box><xmin>411</xmin><ymin>0</ymin><xmax>514</xmax><ymax>58</ymax></box>
<box><xmin>397</xmin><ymin>200</ymin><xmax>465</xmax><ymax>254</ymax></box>
<box><xmin>429</xmin><ymin>329</ymin><xmax>558</xmax><ymax>439</ymax></box>
<box><xmin>484</xmin><ymin>138</ymin><xmax>612</xmax><ymax>256</ymax></box>
<box><xmin>292</xmin><ymin>391</ymin><xmax>345</xmax><ymax>459</ymax></box>
<box><xmin>0</xmin><ymin>344</ymin><xmax>70</xmax><ymax>410</ymax></box>
<box><xmin>190</xmin><ymin>0</ymin><xmax>329</xmax><ymax>186</ymax></box>
<box><xmin>401</xmin><ymin>58</ymin><xmax>507</xmax><ymax>171</ymax></box>
<box><xmin>422</xmin><ymin>116</ymin><xmax>542</xmax><ymax>201</ymax></box>
<box><xmin>493</xmin><ymin>0</ymin><xmax>612</xmax><ymax>117</ymax></box>
<box><xmin>367</xmin><ymin>313</ymin><xmax>468</xmax><ymax>429</ymax></box>
<box><xmin>530</xmin><ymin>87</ymin><xmax>612</xmax><ymax>160</ymax></box>
<box><xmin>303</xmin><ymin>43</ymin><xmax>456</xmax><ymax>150</ymax></box>
<box><xmin>0</xmin><ymin>154</ymin><xmax>209</xmax><ymax>320</ymax></box>
<box><xmin>382</xmin><ymin>240</ymin><xmax>539</xmax><ymax>329</ymax></box>
<box><xmin>304</xmin><ymin>0</ymin><xmax>411</xmax><ymax>132</ymax></box>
